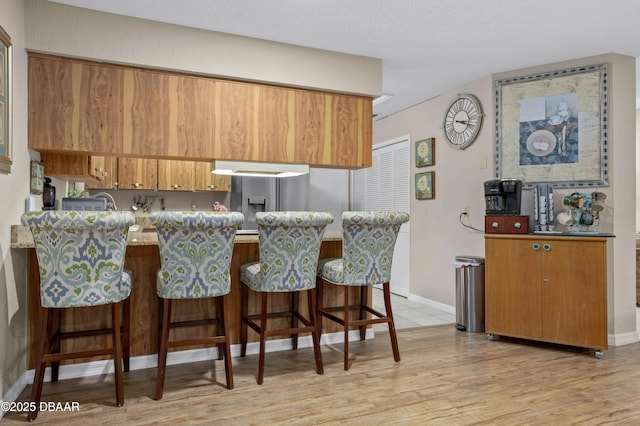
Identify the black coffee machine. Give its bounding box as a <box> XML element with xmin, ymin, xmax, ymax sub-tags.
<box><xmin>43</xmin><ymin>177</ymin><xmax>56</xmax><ymax>210</ymax></box>
<box><xmin>484</xmin><ymin>179</ymin><xmax>522</xmax><ymax>215</ymax></box>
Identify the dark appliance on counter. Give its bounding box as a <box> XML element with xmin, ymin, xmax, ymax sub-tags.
<box><xmin>484</xmin><ymin>179</ymin><xmax>522</xmax><ymax>215</ymax></box>
<box><xmin>229</xmin><ymin>175</ymin><xmax>310</xmax><ymax>234</ymax></box>
<box><xmin>42</xmin><ymin>177</ymin><xmax>56</xmax><ymax>210</ymax></box>
<box><xmin>484</xmin><ymin>179</ymin><xmax>528</xmax><ymax>234</ymax></box>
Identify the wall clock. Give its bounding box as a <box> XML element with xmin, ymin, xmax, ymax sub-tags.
<box><xmin>442</xmin><ymin>93</ymin><xmax>483</xmax><ymax>150</ymax></box>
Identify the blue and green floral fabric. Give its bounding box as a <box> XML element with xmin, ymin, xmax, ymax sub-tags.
<box><xmin>240</xmin><ymin>211</ymin><xmax>333</xmax><ymax>292</ymax></box>
<box><xmin>22</xmin><ymin>211</ymin><xmax>135</xmax><ymax>308</ymax></box>
<box><xmin>318</xmin><ymin>211</ymin><xmax>409</xmax><ymax>286</ymax></box>
<box><xmin>151</xmin><ymin>211</ymin><xmax>244</xmax><ymax>299</ymax></box>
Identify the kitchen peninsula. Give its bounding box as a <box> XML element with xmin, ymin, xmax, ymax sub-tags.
<box><xmin>11</xmin><ymin>220</ymin><xmax>347</xmax><ymax>370</ymax></box>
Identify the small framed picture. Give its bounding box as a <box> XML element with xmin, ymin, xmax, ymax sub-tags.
<box><xmin>415</xmin><ymin>171</ymin><xmax>435</xmax><ymax>200</ymax></box>
<box><xmin>415</xmin><ymin>138</ymin><xmax>435</xmax><ymax>167</ymax></box>
<box><xmin>30</xmin><ymin>160</ymin><xmax>44</xmax><ymax>194</ymax></box>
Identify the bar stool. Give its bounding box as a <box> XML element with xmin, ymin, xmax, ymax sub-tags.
<box><xmin>317</xmin><ymin>211</ymin><xmax>410</xmax><ymax>370</ymax></box>
<box><xmin>151</xmin><ymin>211</ymin><xmax>244</xmax><ymax>400</ymax></box>
<box><xmin>240</xmin><ymin>211</ymin><xmax>333</xmax><ymax>384</ymax></box>
<box><xmin>21</xmin><ymin>211</ymin><xmax>135</xmax><ymax>421</ymax></box>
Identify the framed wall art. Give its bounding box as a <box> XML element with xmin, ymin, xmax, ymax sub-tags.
<box><xmin>0</xmin><ymin>25</ymin><xmax>11</xmax><ymax>174</ymax></box>
<box><xmin>494</xmin><ymin>63</ymin><xmax>608</xmax><ymax>187</ymax></box>
<box><xmin>415</xmin><ymin>137</ymin><xmax>435</xmax><ymax>167</ymax></box>
<box><xmin>415</xmin><ymin>171</ymin><xmax>434</xmax><ymax>200</ymax></box>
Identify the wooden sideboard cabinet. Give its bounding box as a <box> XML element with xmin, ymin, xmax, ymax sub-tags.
<box><xmin>485</xmin><ymin>234</ymin><xmax>609</xmax><ymax>356</ymax></box>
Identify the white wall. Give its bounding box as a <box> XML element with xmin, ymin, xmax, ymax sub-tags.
<box><xmin>0</xmin><ymin>0</ymin><xmax>29</xmax><ymax>408</ymax></box>
<box><xmin>24</xmin><ymin>0</ymin><xmax>381</xmax><ymax>97</ymax></box>
<box><xmin>374</xmin><ymin>54</ymin><xmax>638</xmax><ymax>344</ymax></box>
<box><xmin>374</xmin><ymin>74</ymin><xmax>494</xmax><ymax>306</ymax></box>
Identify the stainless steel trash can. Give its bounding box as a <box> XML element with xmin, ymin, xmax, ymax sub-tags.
<box><xmin>453</xmin><ymin>256</ymin><xmax>485</xmax><ymax>332</ymax></box>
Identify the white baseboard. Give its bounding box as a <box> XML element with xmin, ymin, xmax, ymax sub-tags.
<box><xmin>609</xmin><ymin>330</ymin><xmax>640</xmax><ymax>347</ymax></box>
<box><xmin>407</xmin><ymin>293</ymin><xmax>455</xmax><ymax>315</ymax></box>
<box><xmin>0</xmin><ymin>371</ymin><xmax>30</xmax><ymax>419</ymax></box>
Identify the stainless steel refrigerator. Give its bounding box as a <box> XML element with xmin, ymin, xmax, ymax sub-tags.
<box><xmin>229</xmin><ymin>175</ymin><xmax>310</xmax><ymax>233</ymax></box>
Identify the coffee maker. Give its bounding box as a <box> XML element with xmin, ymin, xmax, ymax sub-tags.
<box><xmin>484</xmin><ymin>179</ymin><xmax>522</xmax><ymax>215</ymax></box>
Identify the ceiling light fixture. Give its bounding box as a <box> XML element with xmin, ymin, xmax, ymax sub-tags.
<box><xmin>211</xmin><ymin>160</ymin><xmax>309</xmax><ymax>177</ymax></box>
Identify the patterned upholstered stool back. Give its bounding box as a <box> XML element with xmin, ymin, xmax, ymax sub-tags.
<box><xmin>151</xmin><ymin>211</ymin><xmax>244</xmax><ymax>299</ymax></box>
<box><xmin>254</xmin><ymin>211</ymin><xmax>333</xmax><ymax>292</ymax></box>
<box><xmin>341</xmin><ymin>211</ymin><xmax>410</xmax><ymax>286</ymax></box>
<box><xmin>21</xmin><ymin>211</ymin><xmax>135</xmax><ymax>308</ymax></box>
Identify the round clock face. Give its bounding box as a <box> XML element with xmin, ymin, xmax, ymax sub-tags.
<box><xmin>443</xmin><ymin>94</ymin><xmax>483</xmax><ymax>149</ymax></box>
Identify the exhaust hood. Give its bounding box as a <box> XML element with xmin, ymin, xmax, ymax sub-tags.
<box><xmin>211</xmin><ymin>160</ymin><xmax>309</xmax><ymax>177</ymax></box>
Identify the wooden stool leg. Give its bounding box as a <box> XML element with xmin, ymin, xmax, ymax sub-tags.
<box><xmin>316</xmin><ymin>278</ymin><xmax>324</xmax><ymax>341</ymax></box>
<box><xmin>122</xmin><ymin>297</ymin><xmax>131</xmax><ymax>372</ymax></box>
<box><xmin>309</xmin><ymin>288</ymin><xmax>323</xmax><ymax>375</ymax></box>
<box><xmin>359</xmin><ymin>286</ymin><xmax>368</xmax><ymax>341</ymax></box>
<box><xmin>291</xmin><ymin>292</ymin><xmax>299</xmax><ymax>350</ymax></box>
<box><xmin>27</xmin><ymin>309</ymin><xmax>53</xmax><ymax>422</ymax></box>
<box><xmin>221</xmin><ymin>295</ymin><xmax>234</xmax><ymax>390</ymax></box>
<box><xmin>50</xmin><ymin>308</ymin><xmax>61</xmax><ymax>382</ymax></box>
<box><xmin>240</xmin><ymin>285</ymin><xmax>248</xmax><ymax>357</ymax></box>
<box><xmin>216</xmin><ymin>297</ymin><xmax>224</xmax><ymax>361</ymax></box>
<box><xmin>343</xmin><ymin>285</ymin><xmax>350</xmax><ymax>371</ymax></box>
<box><xmin>155</xmin><ymin>298</ymin><xmax>172</xmax><ymax>400</ymax></box>
<box><xmin>111</xmin><ymin>302</ymin><xmax>124</xmax><ymax>407</ymax></box>
<box><xmin>257</xmin><ymin>292</ymin><xmax>268</xmax><ymax>385</ymax></box>
<box><xmin>383</xmin><ymin>283</ymin><xmax>401</xmax><ymax>362</ymax></box>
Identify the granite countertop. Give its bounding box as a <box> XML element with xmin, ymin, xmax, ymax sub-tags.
<box><xmin>11</xmin><ymin>218</ymin><xmax>342</xmax><ymax>249</ymax></box>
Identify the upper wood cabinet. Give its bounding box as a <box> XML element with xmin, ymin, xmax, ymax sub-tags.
<box><xmin>29</xmin><ymin>55</ymin><xmax>125</xmax><ymax>154</ymax></box>
<box><xmin>40</xmin><ymin>153</ymin><xmax>103</xmax><ymax>183</ymax></box>
<box><xmin>28</xmin><ymin>54</ymin><xmax>372</xmax><ymax>168</ymax></box>
<box><xmin>85</xmin><ymin>156</ymin><xmax>118</xmax><ymax>190</ymax></box>
<box><xmin>118</xmin><ymin>158</ymin><xmax>158</xmax><ymax>190</ymax></box>
<box><xmin>157</xmin><ymin>160</ymin><xmax>195</xmax><ymax>191</ymax></box>
<box><xmin>194</xmin><ymin>161</ymin><xmax>230</xmax><ymax>192</ymax></box>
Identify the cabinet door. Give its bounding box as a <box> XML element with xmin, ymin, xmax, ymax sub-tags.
<box><xmin>158</xmin><ymin>160</ymin><xmax>194</xmax><ymax>191</ymax></box>
<box><xmin>194</xmin><ymin>162</ymin><xmax>230</xmax><ymax>192</ymax></box>
<box><xmin>485</xmin><ymin>238</ymin><xmax>543</xmax><ymax>339</ymax></box>
<box><xmin>28</xmin><ymin>55</ymin><xmax>125</xmax><ymax>154</ymax></box>
<box><xmin>86</xmin><ymin>156</ymin><xmax>118</xmax><ymax>190</ymax></box>
<box><xmin>118</xmin><ymin>158</ymin><xmax>158</xmax><ymax>190</ymax></box>
<box><xmin>540</xmin><ymin>239</ymin><xmax>607</xmax><ymax>349</ymax></box>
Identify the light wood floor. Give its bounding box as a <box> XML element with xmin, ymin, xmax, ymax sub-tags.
<box><xmin>4</xmin><ymin>325</ymin><xmax>640</xmax><ymax>425</ymax></box>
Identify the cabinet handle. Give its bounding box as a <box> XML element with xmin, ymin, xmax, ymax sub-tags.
<box><xmin>208</xmin><ymin>185</ymin><xmax>216</xmax><ymax>190</ymax></box>
<box><xmin>492</xmin><ymin>222</ymin><xmax>499</xmax><ymax>228</ymax></box>
<box><xmin>543</xmin><ymin>244</ymin><xmax>551</xmax><ymax>251</ymax></box>
<box><xmin>543</xmin><ymin>278</ymin><xmax>549</xmax><ymax>283</ymax></box>
<box><xmin>532</xmin><ymin>243</ymin><xmax>540</xmax><ymax>250</ymax></box>
<box><xmin>133</xmin><ymin>182</ymin><xmax>143</xmax><ymax>188</ymax></box>
<box><xmin>514</xmin><ymin>222</ymin><xmax>522</xmax><ymax>229</ymax></box>
<box><xmin>171</xmin><ymin>184</ymin><xmax>181</xmax><ymax>190</ymax></box>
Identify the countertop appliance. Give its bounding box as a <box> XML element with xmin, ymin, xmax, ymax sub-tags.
<box><xmin>43</xmin><ymin>177</ymin><xmax>56</xmax><ymax>210</ymax></box>
<box><xmin>230</xmin><ymin>175</ymin><xmax>310</xmax><ymax>233</ymax></box>
<box><xmin>61</xmin><ymin>197</ymin><xmax>107</xmax><ymax>211</ymax></box>
<box><xmin>484</xmin><ymin>179</ymin><xmax>522</xmax><ymax>215</ymax></box>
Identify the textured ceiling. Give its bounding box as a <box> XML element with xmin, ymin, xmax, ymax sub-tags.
<box><xmin>51</xmin><ymin>0</ymin><xmax>640</xmax><ymax>119</ymax></box>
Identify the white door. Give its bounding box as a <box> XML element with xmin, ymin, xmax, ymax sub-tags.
<box><xmin>352</xmin><ymin>135</ymin><xmax>411</xmax><ymax>297</ymax></box>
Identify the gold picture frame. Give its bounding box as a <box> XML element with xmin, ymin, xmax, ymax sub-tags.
<box><xmin>0</xmin><ymin>25</ymin><xmax>11</xmax><ymax>174</ymax></box>
<box><xmin>495</xmin><ymin>63</ymin><xmax>607</xmax><ymax>187</ymax></box>
<box><xmin>415</xmin><ymin>171</ymin><xmax>434</xmax><ymax>200</ymax></box>
<box><xmin>415</xmin><ymin>138</ymin><xmax>435</xmax><ymax>167</ymax></box>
